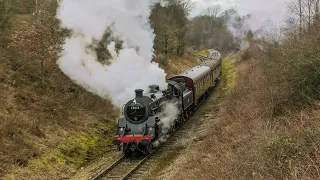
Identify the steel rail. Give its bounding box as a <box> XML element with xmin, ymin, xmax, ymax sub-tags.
<box><xmin>92</xmin><ymin>155</ymin><xmax>126</xmax><ymax>180</ymax></box>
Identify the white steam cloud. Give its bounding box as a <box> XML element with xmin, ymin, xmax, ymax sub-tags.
<box><xmin>56</xmin><ymin>0</ymin><xmax>167</xmax><ymax>107</ymax></box>
<box><xmin>152</xmin><ymin>102</ymin><xmax>180</xmax><ymax>147</ymax></box>
<box><xmin>160</xmin><ymin>102</ymin><xmax>180</xmax><ymax>134</ymax></box>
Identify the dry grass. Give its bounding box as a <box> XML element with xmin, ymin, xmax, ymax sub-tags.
<box><xmin>0</xmin><ymin>14</ymin><xmax>120</xmax><ymax>179</ymax></box>
<box><xmin>0</xmin><ymin>45</ymin><xmax>119</xmax><ymax>179</ymax></box>
<box><xmin>161</xmin><ymin>41</ymin><xmax>320</xmax><ymax>179</ymax></box>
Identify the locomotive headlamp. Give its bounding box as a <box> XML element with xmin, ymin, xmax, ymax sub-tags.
<box><xmin>149</xmin><ymin>127</ymin><xmax>153</xmax><ymax>131</ymax></box>
<box><xmin>119</xmin><ymin>127</ymin><xmax>124</xmax><ymax>131</ymax></box>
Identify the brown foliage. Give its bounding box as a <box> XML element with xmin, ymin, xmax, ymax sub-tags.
<box><xmin>262</xmin><ymin>30</ymin><xmax>320</xmax><ymax>110</ymax></box>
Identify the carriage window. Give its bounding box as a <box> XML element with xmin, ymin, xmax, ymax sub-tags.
<box><xmin>173</xmin><ymin>87</ymin><xmax>179</xmax><ymax>96</ymax></box>
<box><xmin>167</xmin><ymin>85</ymin><xmax>173</xmax><ymax>95</ymax></box>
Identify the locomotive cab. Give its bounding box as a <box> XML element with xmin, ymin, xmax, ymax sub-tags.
<box><xmin>166</xmin><ymin>80</ymin><xmax>185</xmax><ymax>99</ymax></box>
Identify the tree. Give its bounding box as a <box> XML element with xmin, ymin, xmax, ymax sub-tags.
<box><xmin>150</xmin><ymin>0</ymin><xmax>190</xmax><ymax>61</ymax></box>
<box><xmin>315</xmin><ymin>0</ymin><xmax>320</xmax><ymax>22</ymax></box>
<box><xmin>202</xmin><ymin>5</ymin><xmax>222</xmax><ymax>18</ymax></box>
<box><xmin>246</xmin><ymin>30</ymin><xmax>254</xmax><ymax>41</ymax></box>
<box><xmin>187</xmin><ymin>11</ymin><xmax>235</xmax><ymax>52</ymax></box>
<box><xmin>286</xmin><ymin>0</ymin><xmax>320</xmax><ymax>37</ymax></box>
<box><xmin>0</xmin><ymin>0</ymin><xmax>17</xmax><ymax>46</ymax></box>
<box><xmin>9</xmin><ymin>0</ymin><xmax>65</xmax><ymax>84</ymax></box>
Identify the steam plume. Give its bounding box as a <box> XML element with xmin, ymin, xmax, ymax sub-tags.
<box><xmin>152</xmin><ymin>102</ymin><xmax>180</xmax><ymax>147</ymax></box>
<box><xmin>56</xmin><ymin>0</ymin><xmax>166</xmax><ymax>107</ymax></box>
<box><xmin>160</xmin><ymin>102</ymin><xmax>180</xmax><ymax>134</ymax></box>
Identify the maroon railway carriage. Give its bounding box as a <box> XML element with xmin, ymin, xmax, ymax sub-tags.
<box><xmin>169</xmin><ymin>56</ymin><xmax>221</xmax><ymax>108</ymax></box>
<box><xmin>169</xmin><ymin>66</ymin><xmax>211</xmax><ymax>104</ymax></box>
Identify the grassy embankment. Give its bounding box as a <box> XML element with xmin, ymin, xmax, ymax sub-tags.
<box><xmin>1</xmin><ymin>28</ymin><xmax>120</xmax><ymax>180</ymax></box>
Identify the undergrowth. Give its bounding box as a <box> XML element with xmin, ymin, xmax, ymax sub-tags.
<box><xmin>0</xmin><ymin>5</ymin><xmax>120</xmax><ymax>179</ymax></box>
<box><xmin>4</xmin><ymin>124</ymin><xmax>116</xmax><ymax>180</ymax></box>
<box><xmin>221</xmin><ymin>56</ymin><xmax>237</xmax><ymax>94</ymax></box>
<box><xmin>263</xmin><ymin>33</ymin><xmax>320</xmax><ymax>112</ymax></box>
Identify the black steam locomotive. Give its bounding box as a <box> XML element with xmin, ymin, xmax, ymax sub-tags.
<box><xmin>112</xmin><ymin>50</ymin><xmax>222</xmax><ymax>155</ymax></box>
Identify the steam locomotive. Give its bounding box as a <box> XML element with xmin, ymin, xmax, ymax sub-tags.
<box><xmin>112</xmin><ymin>49</ymin><xmax>222</xmax><ymax>155</ymax></box>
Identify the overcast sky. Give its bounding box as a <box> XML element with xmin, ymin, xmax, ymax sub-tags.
<box><xmin>190</xmin><ymin>0</ymin><xmax>290</xmax><ymax>26</ymax></box>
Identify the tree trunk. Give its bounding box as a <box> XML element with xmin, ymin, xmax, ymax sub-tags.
<box><xmin>36</xmin><ymin>0</ymin><xmax>38</xmax><ymax>15</ymax></box>
<box><xmin>299</xmin><ymin>0</ymin><xmax>302</xmax><ymax>37</ymax></box>
<box><xmin>180</xmin><ymin>43</ymin><xmax>185</xmax><ymax>56</ymax></box>
<box><xmin>40</xmin><ymin>58</ymin><xmax>45</xmax><ymax>85</ymax></box>
<box><xmin>165</xmin><ymin>37</ymin><xmax>168</xmax><ymax>66</ymax></box>
<box><xmin>308</xmin><ymin>0</ymin><xmax>311</xmax><ymax>31</ymax></box>
<box><xmin>316</xmin><ymin>0</ymin><xmax>320</xmax><ymax>23</ymax></box>
<box><xmin>176</xmin><ymin>44</ymin><xmax>180</xmax><ymax>56</ymax></box>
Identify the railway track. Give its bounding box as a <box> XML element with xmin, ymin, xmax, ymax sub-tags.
<box><xmin>92</xmin><ymin>155</ymin><xmax>149</xmax><ymax>180</ymax></box>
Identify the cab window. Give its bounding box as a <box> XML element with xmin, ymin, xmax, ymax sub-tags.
<box><xmin>173</xmin><ymin>87</ymin><xmax>179</xmax><ymax>96</ymax></box>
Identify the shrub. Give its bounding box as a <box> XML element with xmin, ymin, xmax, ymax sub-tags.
<box><xmin>262</xmin><ymin>33</ymin><xmax>320</xmax><ymax>111</ymax></box>
<box><xmin>265</xmin><ymin>129</ymin><xmax>320</xmax><ymax>179</ymax></box>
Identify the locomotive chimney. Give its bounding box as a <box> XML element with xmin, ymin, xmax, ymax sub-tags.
<box><xmin>135</xmin><ymin>89</ymin><xmax>144</xmax><ymax>98</ymax></box>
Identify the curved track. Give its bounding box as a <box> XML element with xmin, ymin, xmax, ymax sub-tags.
<box><xmin>92</xmin><ymin>155</ymin><xmax>149</xmax><ymax>180</ymax></box>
